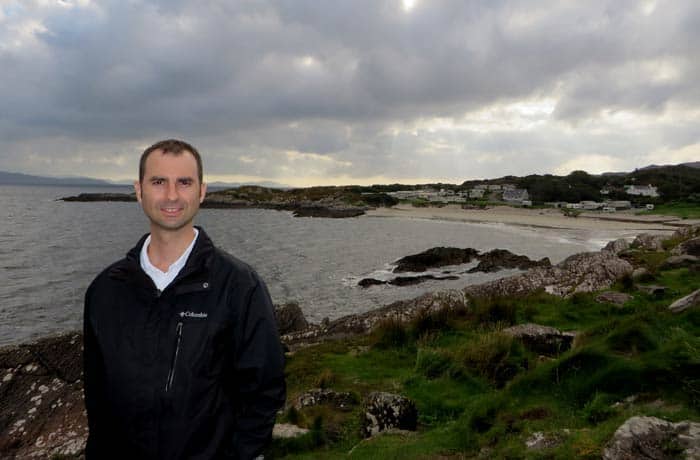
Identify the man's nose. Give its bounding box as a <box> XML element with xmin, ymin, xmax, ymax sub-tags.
<box><xmin>167</xmin><ymin>182</ymin><xmax>178</xmax><ymax>200</ymax></box>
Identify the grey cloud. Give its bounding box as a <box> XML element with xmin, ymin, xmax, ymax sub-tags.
<box><xmin>1</xmin><ymin>0</ymin><xmax>699</xmax><ymax>181</ymax></box>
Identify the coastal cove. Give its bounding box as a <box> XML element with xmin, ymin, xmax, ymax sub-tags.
<box><xmin>0</xmin><ymin>185</ymin><xmax>675</xmax><ymax>347</ymax></box>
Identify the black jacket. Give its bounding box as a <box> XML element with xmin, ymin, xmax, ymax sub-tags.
<box><xmin>83</xmin><ymin>227</ymin><xmax>286</xmax><ymax>459</ymax></box>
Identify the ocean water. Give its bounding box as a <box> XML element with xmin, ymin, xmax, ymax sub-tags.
<box><xmin>0</xmin><ymin>185</ymin><xmax>635</xmax><ymax>347</ymax></box>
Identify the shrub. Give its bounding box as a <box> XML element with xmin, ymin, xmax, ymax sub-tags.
<box><xmin>460</xmin><ymin>332</ymin><xmax>528</xmax><ymax>387</ymax></box>
<box><xmin>285</xmin><ymin>406</ymin><xmax>301</xmax><ymax>425</ymax></box>
<box><xmin>415</xmin><ymin>348</ymin><xmax>453</xmax><ymax>379</ymax></box>
<box><xmin>552</xmin><ymin>348</ymin><xmax>643</xmax><ymax>403</ymax></box>
<box><xmin>581</xmin><ymin>392</ymin><xmax>616</xmax><ymax>424</ymax></box>
<box><xmin>473</xmin><ymin>298</ymin><xmax>517</xmax><ymax>326</ymax></box>
<box><xmin>451</xmin><ymin>393</ymin><xmax>507</xmax><ymax>454</ymax></box>
<box><xmin>606</xmin><ymin>323</ymin><xmax>658</xmax><ymax>355</ymax></box>
<box><xmin>620</xmin><ymin>273</ymin><xmax>635</xmax><ymax>292</ymax></box>
<box><xmin>315</xmin><ymin>368</ymin><xmax>336</xmax><ymax>389</ymax></box>
<box><xmin>410</xmin><ymin>306</ymin><xmax>452</xmax><ymax>339</ymax></box>
<box><xmin>370</xmin><ymin>315</ymin><xmax>410</xmax><ymax>349</ymax></box>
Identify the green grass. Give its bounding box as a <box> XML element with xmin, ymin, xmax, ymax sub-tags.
<box><xmin>637</xmin><ymin>201</ymin><xmax>700</xmax><ymax>219</ymax></box>
<box><xmin>273</xmin><ymin>239</ymin><xmax>700</xmax><ymax>459</ymax></box>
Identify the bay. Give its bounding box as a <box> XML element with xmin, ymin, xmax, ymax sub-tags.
<box><xmin>0</xmin><ymin>185</ymin><xmax>629</xmax><ymax>347</ymax></box>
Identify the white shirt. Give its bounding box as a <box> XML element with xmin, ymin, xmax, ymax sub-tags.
<box><xmin>140</xmin><ymin>228</ymin><xmax>199</xmax><ymax>292</ymax></box>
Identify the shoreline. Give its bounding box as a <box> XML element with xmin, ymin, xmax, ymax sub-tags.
<box><xmin>364</xmin><ymin>204</ymin><xmax>693</xmax><ymax>233</ymax></box>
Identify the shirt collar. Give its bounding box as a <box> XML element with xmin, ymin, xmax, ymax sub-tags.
<box><xmin>140</xmin><ymin>228</ymin><xmax>199</xmax><ymax>289</ymax></box>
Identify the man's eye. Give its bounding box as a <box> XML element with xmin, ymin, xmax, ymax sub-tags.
<box><xmin>152</xmin><ymin>179</ymin><xmax>164</xmax><ymax>185</ymax></box>
<box><xmin>179</xmin><ymin>180</ymin><xmax>193</xmax><ymax>186</ymax></box>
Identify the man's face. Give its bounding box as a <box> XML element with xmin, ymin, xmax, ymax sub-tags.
<box><xmin>134</xmin><ymin>150</ymin><xmax>206</xmax><ymax>233</ymax></box>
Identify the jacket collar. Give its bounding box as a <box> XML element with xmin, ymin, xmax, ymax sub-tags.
<box><xmin>111</xmin><ymin>226</ymin><xmax>215</xmax><ymax>283</ymax></box>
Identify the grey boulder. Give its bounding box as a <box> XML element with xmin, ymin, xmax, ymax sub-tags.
<box><xmin>603</xmin><ymin>415</ymin><xmax>700</xmax><ymax>460</ymax></box>
<box><xmin>503</xmin><ymin>323</ymin><xmax>576</xmax><ymax>356</ymax></box>
<box><xmin>669</xmin><ymin>289</ymin><xmax>700</xmax><ymax>314</ymax></box>
<box><xmin>633</xmin><ymin>234</ymin><xmax>666</xmax><ymax>251</ymax></box>
<box><xmin>361</xmin><ymin>392</ymin><xmax>417</xmax><ymax>438</ymax></box>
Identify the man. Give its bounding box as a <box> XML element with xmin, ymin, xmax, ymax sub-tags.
<box><xmin>83</xmin><ymin>139</ymin><xmax>286</xmax><ymax>459</ymax></box>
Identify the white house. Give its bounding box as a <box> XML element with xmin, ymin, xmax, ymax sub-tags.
<box><xmin>502</xmin><ymin>189</ymin><xmax>529</xmax><ymax>203</ymax></box>
<box><xmin>607</xmin><ymin>200</ymin><xmax>631</xmax><ymax>209</ymax></box>
<box><xmin>625</xmin><ymin>184</ymin><xmax>659</xmax><ymax>197</ymax></box>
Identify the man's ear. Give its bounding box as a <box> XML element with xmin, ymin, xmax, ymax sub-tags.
<box><xmin>199</xmin><ymin>182</ymin><xmax>207</xmax><ymax>204</ymax></box>
<box><xmin>134</xmin><ymin>180</ymin><xmax>142</xmax><ymax>203</ymax></box>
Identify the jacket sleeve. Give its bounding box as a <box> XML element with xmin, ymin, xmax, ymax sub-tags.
<box><xmin>83</xmin><ymin>283</ymin><xmax>109</xmax><ymax>459</ymax></box>
<box><xmin>228</xmin><ymin>277</ymin><xmax>286</xmax><ymax>459</ymax></box>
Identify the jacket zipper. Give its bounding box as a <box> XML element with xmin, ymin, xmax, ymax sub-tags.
<box><xmin>165</xmin><ymin>321</ymin><xmax>183</xmax><ymax>392</ymax></box>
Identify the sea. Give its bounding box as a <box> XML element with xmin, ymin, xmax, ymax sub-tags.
<box><xmin>0</xmin><ymin>185</ymin><xmax>639</xmax><ymax>347</ymax></box>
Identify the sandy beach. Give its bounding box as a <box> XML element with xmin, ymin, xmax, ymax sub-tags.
<box><xmin>365</xmin><ymin>204</ymin><xmax>698</xmax><ymax>233</ymax></box>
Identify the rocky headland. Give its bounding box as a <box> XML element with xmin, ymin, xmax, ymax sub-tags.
<box><xmin>2</xmin><ymin>225</ymin><xmax>700</xmax><ymax>459</ymax></box>
<box><xmin>60</xmin><ymin>185</ymin><xmax>399</xmax><ymax>218</ymax></box>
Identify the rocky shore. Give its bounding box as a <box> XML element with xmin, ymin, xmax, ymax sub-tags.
<box><xmin>2</xmin><ymin>225</ymin><xmax>700</xmax><ymax>459</ymax></box>
<box><xmin>359</xmin><ymin>246</ymin><xmax>551</xmax><ymax>287</ymax></box>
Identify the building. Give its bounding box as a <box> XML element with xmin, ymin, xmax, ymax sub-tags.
<box><xmin>607</xmin><ymin>200</ymin><xmax>631</xmax><ymax>210</ymax></box>
<box><xmin>502</xmin><ymin>189</ymin><xmax>529</xmax><ymax>203</ymax></box>
<box><xmin>468</xmin><ymin>189</ymin><xmax>485</xmax><ymax>199</ymax></box>
<box><xmin>580</xmin><ymin>201</ymin><xmax>603</xmax><ymax>210</ymax></box>
<box><xmin>625</xmin><ymin>184</ymin><xmax>659</xmax><ymax>197</ymax></box>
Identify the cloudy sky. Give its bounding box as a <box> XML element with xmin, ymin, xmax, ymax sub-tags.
<box><xmin>1</xmin><ymin>0</ymin><xmax>699</xmax><ymax>186</ymax></box>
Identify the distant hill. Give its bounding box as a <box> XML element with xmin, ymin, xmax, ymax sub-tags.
<box><xmin>602</xmin><ymin>161</ymin><xmax>700</xmax><ymax>176</ymax></box>
<box><xmin>0</xmin><ymin>171</ymin><xmax>289</xmax><ymax>189</ymax></box>
<box><xmin>207</xmin><ymin>180</ymin><xmax>290</xmax><ymax>190</ymax></box>
<box><xmin>0</xmin><ymin>171</ymin><xmax>119</xmax><ymax>187</ymax></box>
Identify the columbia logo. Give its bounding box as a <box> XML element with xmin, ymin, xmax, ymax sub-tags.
<box><xmin>179</xmin><ymin>311</ymin><xmax>208</xmax><ymax>319</ymax></box>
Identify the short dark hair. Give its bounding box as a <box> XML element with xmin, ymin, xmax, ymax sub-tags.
<box><xmin>139</xmin><ymin>139</ymin><xmax>203</xmax><ymax>183</ymax></box>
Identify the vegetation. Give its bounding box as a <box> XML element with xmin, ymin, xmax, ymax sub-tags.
<box><xmin>638</xmin><ymin>201</ymin><xmax>700</xmax><ymax>219</ymax></box>
<box><xmin>460</xmin><ymin>165</ymin><xmax>700</xmax><ymax>205</ymax></box>
<box><xmin>206</xmin><ymin>164</ymin><xmax>700</xmax><ymax>210</ymax></box>
<box><xmin>271</xmin><ymin>238</ymin><xmax>700</xmax><ymax>458</ymax></box>
<box><xmin>212</xmin><ymin>185</ymin><xmax>398</xmax><ymax>208</ymax></box>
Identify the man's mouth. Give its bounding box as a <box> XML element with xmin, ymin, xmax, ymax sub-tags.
<box><xmin>161</xmin><ymin>206</ymin><xmax>183</xmax><ymax>215</ymax></box>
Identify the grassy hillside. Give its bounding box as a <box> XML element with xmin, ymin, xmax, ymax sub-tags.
<box><xmin>271</xmin><ymin>240</ymin><xmax>700</xmax><ymax>458</ymax></box>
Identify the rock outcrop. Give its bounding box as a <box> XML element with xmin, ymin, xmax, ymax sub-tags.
<box><xmin>638</xmin><ymin>285</ymin><xmax>667</xmax><ymax>296</ymax></box>
<box><xmin>671</xmin><ymin>237</ymin><xmax>700</xmax><ymax>257</ymax></box>
<box><xmin>358</xmin><ymin>274</ymin><xmax>459</xmax><ymax>287</ymax></box>
<box><xmin>273</xmin><ymin>423</ymin><xmax>310</xmax><ymax>439</ymax></box>
<box><xmin>292</xmin><ymin>205</ymin><xmax>366</xmax><ymax>218</ymax></box>
<box><xmin>61</xmin><ymin>192</ymin><xmax>136</xmax><ymax>202</ymax></box>
<box><xmin>393</xmin><ymin>247</ymin><xmax>479</xmax><ymax>273</ymax></box>
<box><xmin>363</xmin><ymin>247</ymin><xmax>549</xmax><ymax>287</ymax></box>
<box><xmin>660</xmin><ymin>255</ymin><xmax>699</xmax><ymax>270</ymax></box>
<box><xmin>596</xmin><ymin>291</ymin><xmax>633</xmax><ymax>306</ymax></box>
<box><xmin>467</xmin><ymin>249</ymin><xmax>550</xmax><ymax>273</ymax></box>
<box><xmin>633</xmin><ymin>233</ymin><xmax>666</xmax><ymax>251</ymax></box>
<box><xmin>275</xmin><ymin>302</ymin><xmax>309</xmax><ymax>335</ymax></box>
<box><xmin>525</xmin><ymin>431</ymin><xmax>567</xmax><ymax>450</ymax></box>
<box><xmin>361</xmin><ymin>392</ymin><xmax>417</xmax><ymax>438</ymax></box>
<box><xmin>669</xmin><ymin>289</ymin><xmax>700</xmax><ymax>314</ymax></box>
<box><xmin>603</xmin><ymin>415</ymin><xmax>700</xmax><ymax>460</ymax></box>
<box><xmin>671</xmin><ymin>224</ymin><xmax>700</xmax><ymax>241</ymax></box>
<box><xmin>632</xmin><ymin>267</ymin><xmax>650</xmax><ymax>280</ymax></box>
<box><xmin>281</xmin><ymin>289</ymin><xmax>468</xmax><ymax>349</ymax></box>
<box><xmin>603</xmin><ymin>238</ymin><xmax>631</xmax><ymax>255</ymax></box>
<box><xmin>295</xmin><ymin>389</ymin><xmax>357</xmax><ymax>411</ymax></box>
<box><xmin>0</xmin><ymin>333</ymin><xmax>87</xmax><ymax>459</ymax></box>
<box><xmin>463</xmin><ymin>251</ymin><xmax>633</xmax><ymax>299</ymax></box>
<box><xmin>503</xmin><ymin>323</ymin><xmax>575</xmax><ymax>356</ymax></box>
